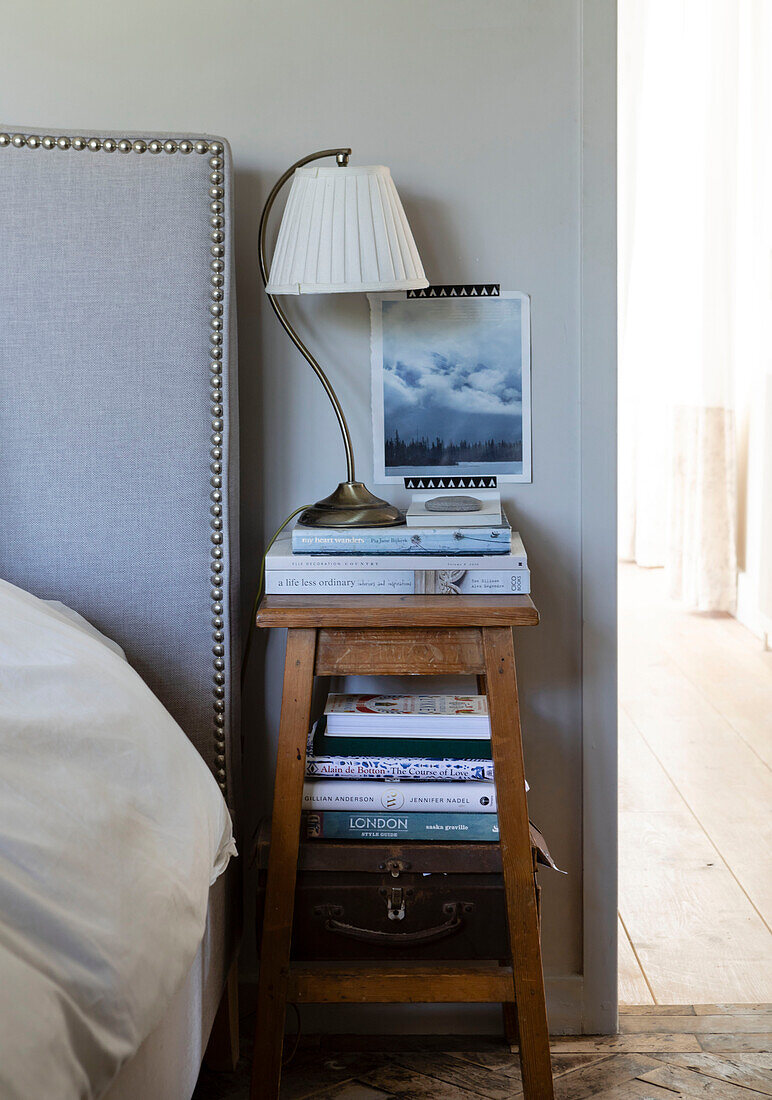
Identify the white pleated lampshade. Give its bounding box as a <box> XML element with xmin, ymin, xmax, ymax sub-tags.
<box><xmin>265</xmin><ymin>164</ymin><xmax>429</xmax><ymax>294</ymax></box>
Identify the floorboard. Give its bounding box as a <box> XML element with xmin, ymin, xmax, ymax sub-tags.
<box><xmin>549</xmin><ymin>1034</ymin><xmax>704</xmax><ymax>1053</ymax></box>
<box><xmin>638</xmin><ymin>1060</ymin><xmax>770</xmax><ymax>1097</ymax></box>
<box><xmin>620</xmin><ymin>1014</ymin><xmax>772</xmax><ymax>1035</ymax></box>
<box><xmin>357</xmin><ymin>1062</ymin><xmax>482</xmax><ymax>1099</ymax></box>
<box><xmin>617</xmin><ymin>915</ymin><xmax>654</xmax><ymax>1006</ymax></box>
<box><xmin>662</xmin><ymin>1052</ymin><xmax>772</xmax><ymax>1096</ymax></box>
<box><xmin>698</xmin><ymin>1033</ymin><xmax>772</xmax><ymax>1054</ymax></box>
<box><xmin>619</xmin><ymin>564</ymin><xmax>772</xmax><ymax>1005</ymax></box>
<box><xmin>389</xmin><ymin>1052</ymin><xmax>519</xmax><ymax>1098</ymax></box>
<box><xmin>586</xmin><ymin>1083</ymin><xmax>676</xmax><ymax>1099</ymax></box>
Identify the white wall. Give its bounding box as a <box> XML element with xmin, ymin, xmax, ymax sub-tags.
<box><xmin>736</xmin><ymin>378</ymin><xmax>772</xmax><ymax>644</ymax></box>
<box><xmin>2</xmin><ymin>0</ymin><xmax>617</xmax><ymax>1033</ymax></box>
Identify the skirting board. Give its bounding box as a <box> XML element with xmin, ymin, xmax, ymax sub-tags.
<box><xmin>736</xmin><ymin>570</ymin><xmax>772</xmax><ymax>646</ymax></box>
<box><xmin>283</xmin><ymin>976</ymin><xmax>586</xmax><ymax>1036</ymax></box>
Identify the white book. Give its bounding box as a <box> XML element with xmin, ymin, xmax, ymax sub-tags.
<box><xmin>324</xmin><ymin>694</ymin><xmax>490</xmax><ymax>738</ymax></box>
<box><xmin>406</xmin><ymin>498</ymin><xmax>502</xmax><ymax>527</ymax></box>
<box><xmin>265</xmin><ymin>532</ymin><xmax>527</xmax><ymax>570</ymax></box>
<box><xmin>264</xmin><ymin>568</ymin><xmax>530</xmax><ymax>595</ymax></box>
<box><xmin>302</xmin><ymin>779</ymin><xmax>497</xmax><ymax>813</ymax></box>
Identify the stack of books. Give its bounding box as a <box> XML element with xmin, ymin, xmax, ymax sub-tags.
<box><xmin>302</xmin><ymin>693</ymin><xmax>508</xmax><ymax>841</ymax></box>
<box><xmin>265</xmin><ymin>494</ymin><xmax>530</xmax><ymax>596</ymax></box>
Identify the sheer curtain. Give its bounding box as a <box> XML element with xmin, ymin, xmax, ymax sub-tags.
<box><xmin>619</xmin><ymin>0</ymin><xmax>770</xmax><ymax>612</ymax></box>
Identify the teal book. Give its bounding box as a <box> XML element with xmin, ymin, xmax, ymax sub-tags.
<box><xmin>304</xmin><ymin>811</ymin><xmax>500</xmax><ymax>842</ymax></box>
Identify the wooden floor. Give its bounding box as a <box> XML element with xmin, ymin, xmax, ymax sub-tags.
<box><xmin>618</xmin><ymin>564</ymin><xmax>772</xmax><ymax>1006</ymax></box>
<box><xmin>194</xmin><ymin>1005</ymin><xmax>772</xmax><ymax>1099</ymax></box>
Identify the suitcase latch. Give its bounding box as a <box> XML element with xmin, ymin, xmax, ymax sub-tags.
<box><xmin>379</xmin><ymin>858</ymin><xmax>411</xmax><ymax>878</ymax></box>
<box><xmin>383</xmin><ymin>886</ymin><xmax>406</xmax><ymax>921</ymax></box>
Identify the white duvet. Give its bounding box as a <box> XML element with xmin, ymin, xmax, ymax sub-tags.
<box><xmin>0</xmin><ymin>579</ymin><xmax>236</xmax><ymax>1100</ymax></box>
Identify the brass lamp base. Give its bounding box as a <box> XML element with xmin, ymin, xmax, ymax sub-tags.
<box><xmin>299</xmin><ymin>482</ymin><xmax>404</xmax><ymax>528</ymax></box>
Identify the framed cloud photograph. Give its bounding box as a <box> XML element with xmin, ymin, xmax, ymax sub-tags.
<box><xmin>370</xmin><ymin>289</ymin><xmax>532</xmax><ymax>485</ymax></box>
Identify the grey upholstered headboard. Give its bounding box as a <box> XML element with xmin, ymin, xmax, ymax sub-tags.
<box><xmin>0</xmin><ymin>127</ymin><xmax>239</xmax><ymax>806</ymax></box>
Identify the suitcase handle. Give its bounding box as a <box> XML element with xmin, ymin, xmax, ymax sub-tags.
<box><xmin>322</xmin><ymin>901</ymin><xmax>470</xmax><ymax>947</ymax></box>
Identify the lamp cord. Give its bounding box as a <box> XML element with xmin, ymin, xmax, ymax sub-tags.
<box><xmin>240</xmin><ymin>505</ymin><xmax>311</xmax><ymax>691</ymax></box>
<box><xmin>282</xmin><ymin>1002</ymin><xmax>302</xmax><ymax>1066</ymax></box>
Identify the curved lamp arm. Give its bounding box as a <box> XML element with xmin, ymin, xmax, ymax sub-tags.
<box><xmin>258</xmin><ymin>148</ymin><xmax>356</xmax><ymax>483</ymax></box>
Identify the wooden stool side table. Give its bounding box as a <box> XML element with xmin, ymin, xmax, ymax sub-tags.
<box><xmin>251</xmin><ymin>595</ymin><xmax>554</xmax><ymax>1100</ymax></box>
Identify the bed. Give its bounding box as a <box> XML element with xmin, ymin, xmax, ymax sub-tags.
<box><xmin>0</xmin><ymin>126</ymin><xmax>240</xmax><ymax>1099</ymax></box>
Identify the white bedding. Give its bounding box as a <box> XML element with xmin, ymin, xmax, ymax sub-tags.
<box><xmin>0</xmin><ymin>579</ymin><xmax>236</xmax><ymax>1100</ymax></box>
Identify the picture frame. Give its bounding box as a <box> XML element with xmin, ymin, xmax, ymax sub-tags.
<box><xmin>370</xmin><ymin>289</ymin><xmax>532</xmax><ymax>485</ymax></box>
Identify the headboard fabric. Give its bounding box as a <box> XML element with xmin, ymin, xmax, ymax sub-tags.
<box><xmin>0</xmin><ymin>127</ymin><xmax>239</xmax><ymax>807</ymax></box>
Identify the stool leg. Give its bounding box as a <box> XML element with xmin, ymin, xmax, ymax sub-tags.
<box><xmin>483</xmin><ymin>672</ymin><xmax>519</xmax><ymax>1045</ymax></box>
<box><xmin>502</xmin><ymin>998</ymin><xmax>520</xmax><ymax>1049</ymax></box>
<box><xmin>483</xmin><ymin>627</ymin><xmax>553</xmax><ymax>1099</ymax></box>
<box><xmin>251</xmin><ymin>628</ymin><xmax>317</xmax><ymax>1100</ymax></box>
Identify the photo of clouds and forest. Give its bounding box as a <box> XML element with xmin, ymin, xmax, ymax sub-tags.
<box><xmin>378</xmin><ymin>295</ymin><xmax>530</xmax><ymax>479</ymax></box>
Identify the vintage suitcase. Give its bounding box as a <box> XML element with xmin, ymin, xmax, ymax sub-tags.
<box><xmin>255</xmin><ymin>821</ymin><xmax>552</xmax><ymax>962</ymax></box>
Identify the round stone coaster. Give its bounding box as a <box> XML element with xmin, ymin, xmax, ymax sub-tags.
<box><xmin>424</xmin><ymin>494</ymin><xmax>483</xmax><ymax>513</ymax></box>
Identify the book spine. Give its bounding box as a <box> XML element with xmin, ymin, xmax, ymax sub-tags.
<box><xmin>405</xmin><ymin>512</ymin><xmax>501</xmax><ymax>528</ymax></box>
<box><xmin>302</xmin><ymin>779</ymin><xmax>497</xmax><ymax>813</ymax></box>
<box><xmin>304</xmin><ymin>811</ymin><xmax>501</xmax><ymax>841</ymax></box>
<box><xmin>265</xmin><ymin>569</ymin><xmax>530</xmax><ymax>595</ymax></box>
<box><xmin>305</xmin><ymin>756</ymin><xmax>495</xmax><ymax>781</ymax></box>
<box><xmin>267</xmin><ymin>551</ymin><xmax>528</xmax><ymax>569</ymax></box>
<box><xmin>324</xmin><ymin>694</ymin><xmax>488</xmax><ymax>719</ymax></box>
<box><xmin>311</xmin><ymin>734</ymin><xmax>493</xmax><ymax>759</ymax></box>
<box><xmin>291</xmin><ymin>529</ymin><xmax>511</xmax><ymax>554</ymax></box>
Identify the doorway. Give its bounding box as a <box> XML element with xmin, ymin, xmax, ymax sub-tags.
<box><xmin>617</xmin><ymin>0</ymin><xmax>772</xmax><ymax>1007</ymax></box>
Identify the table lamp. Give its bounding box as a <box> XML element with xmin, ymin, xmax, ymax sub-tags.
<box><xmin>259</xmin><ymin>148</ymin><xmax>429</xmax><ymax>527</ymax></box>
